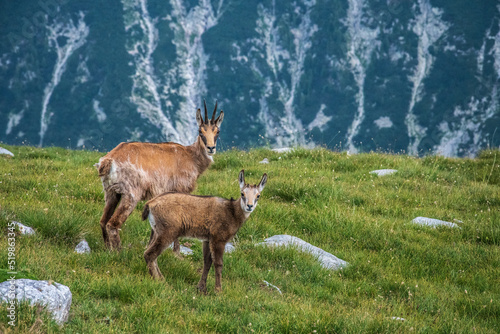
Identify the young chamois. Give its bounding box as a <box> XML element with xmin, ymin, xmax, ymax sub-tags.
<box><xmin>96</xmin><ymin>101</ymin><xmax>224</xmax><ymax>250</ymax></box>
<box><xmin>142</xmin><ymin>170</ymin><xmax>268</xmax><ymax>293</ymax></box>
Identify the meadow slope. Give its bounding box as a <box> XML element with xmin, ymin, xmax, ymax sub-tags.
<box><xmin>0</xmin><ymin>145</ymin><xmax>499</xmax><ymax>333</ymax></box>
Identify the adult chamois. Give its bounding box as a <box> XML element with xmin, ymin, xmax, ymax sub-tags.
<box><xmin>96</xmin><ymin>101</ymin><xmax>224</xmax><ymax>250</ymax></box>
<box><xmin>142</xmin><ymin>170</ymin><xmax>267</xmax><ymax>293</ymax></box>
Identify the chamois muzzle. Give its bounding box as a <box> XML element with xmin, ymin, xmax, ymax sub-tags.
<box><xmin>207</xmin><ymin>146</ymin><xmax>216</xmax><ymax>154</ymax></box>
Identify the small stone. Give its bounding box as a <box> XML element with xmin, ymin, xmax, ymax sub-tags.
<box><xmin>13</xmin><ymin>221</ymin><xmax>35</xmax><ymax>235</ymax></box>
<box><xmin>168</xmin><ymin>242</ymin><xmax>193</xmax><ymax>255</ymax></box>
<box><xmin>370</xmin><ymin>169</ymin><xmax>398</xmax><ymax>176</ymax></box>
<box><xmin>258</xmin><ymin>235</ymin><xmax>348</xmax><ymax>270</ymax></box>
<box><xmin>392</xmin><ymin>317</ymin><xmax>406</xmax><ymax>321</ymax></box>
<box><xmin>179</xmin><ymin>245</ymin><xmax>193</xmax><ymax>255</ymax></box>
<box><xmin>272</xmin><ymin>148</ymin><xmax>293</xmax><ymax>153</ymax></box>
<box><xmin>0</xmin><ymin>147</ymin><xmax>14</xmax><ymax>157</ymax></box>
<box><xmin>225</xmin><ymin>242</ymin><xmax>236</xmax><ymax>253</ymax></box>
<box><xmin>0</xmin><ymin>279</ymin><xmax>72</xmax><ymax>324</ymax></box>
<box><xmin>74</xmin><ymin>240</ymin><xmax>91</xmax><ymax>254</ymax></box>
<box><xmin>412</xmin><ymin>217</ymin><xmax>460</xmax><ymax>228</ymax></box>
<box><xmin>259</xmin><ymin>158</ymin><xmax>269</xmax><ymax>164</ymax></box>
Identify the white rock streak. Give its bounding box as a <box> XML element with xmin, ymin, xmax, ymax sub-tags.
<box><xmin>251</xmin><ymin>0</ymin><xmax>318</xmax><ymax>148</ymax></box>
<box><xmin>405</xmin><ymin>0</ymin><xmax>448</xmax><ymax>155</ymax></box>
<box><xmin>434</xmin><ymin>89</ymin><xmax>498</xmax><ymax>157</ymax></box>
<box><xmin>39</xmin><ymin>12</ymin><xmax>89</xmax><ymax>147</ymax></box>
<box><xmin>122</xmin><ymin>0</ymin><xmax>224</xmax><ymax>144</ymax></box>
<box><xmin>343</xmin><ymin>0</ymin><xmax>380</xmax><ymax>154</ymax></box>
<box><xmin>307</xmin><ymin>104</ymin><xmax>332</xmax><ymax>132</ymax></box>
<box><xmin>374</xmin><ymin>116</ymin><xmax>393</xmax><ymax>129</ymax></box>
<box><xmin>435</xmin><ymin>6</ymin><xmax>499</xmax><ymax>157</ymax></box>
<box><xmin>122</xmin><ymin>0</ymin><xmax>180</xmax><ymax>142</ymax></box>
<box><xmin>93</xmin><ymin>99</ymin><xmax>107</xmax><ymax>123</ymax></box>
<box><xmin>167</xmin><ymin>0</ymin><xmax>224</xmax><ymax>144</ymax></box>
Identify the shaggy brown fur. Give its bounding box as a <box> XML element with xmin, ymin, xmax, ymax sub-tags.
<box><xmin>142</xmin><ymin>170</ymin><xmax>267</xmax><ymax>293</ymax></box>
<box><xmin>96</xmin><ymin>103</ymin><xmax>224</xmax><ymax>250</ymax></box>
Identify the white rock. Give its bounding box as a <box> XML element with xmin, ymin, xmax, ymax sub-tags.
<box><xmin>370</xmin><ymin>169</ymin><xmax>398</xmax><ymax>176</ymax></box>
<box><xmin>168</xmin><ymin>242</ymin><xmax>194</xmax><ymax>255</ymax></box>
<box><xmin>0</xmin><ymin>279</ymin><xmax>72</xmax><ymax>324</ymax></box>
<box><xmin>225</xmin><ymin>242</ymin><xmax>236</xmax><ymax>253</ymax></box>
<box><xmin>391</xmin><ymin>317</ymin><xmax>406</xmax><ymax>321</ymax></box>
<box><xmin>272</xmin><ymin>147</ymin><xmax>293</xmax><ymax>153</ymax></box>
<box><xmin>179</xmin><ymin>245</ymin><xmax>193</xmax><ymax>255</ymax></box>
<box><xmin>0</xmin><ymin>147</ymin><xmax>14</xmax><ymax>157</ymax></box>
<box><xmin>74</xmin><ymin>240</ymin><xmax>91</xmax><ymax>254</ymax></box>
<box><xmin>259</xmin><ymin>158</ymin><xmax>269</xmax><ymax>164</ymax></box>
<box><xmin>13</xmin><ymin>221</ymin><xmax>35</xmax><ymax>235</ymax></box>
<box><xmin>258</xmin><ymin>235</ymin><xmax>348</xmax><ymax>270</ymax></box>
<box><xmin>411</xmin><ymin>217</ymin><xmax>460</xmax><ymax>228</ymax></box>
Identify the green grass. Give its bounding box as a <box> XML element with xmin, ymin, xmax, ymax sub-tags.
<box><xmin>0</xmin><ymin>144</ymin><xmax>499</xmax><ymax>333</ymax></box>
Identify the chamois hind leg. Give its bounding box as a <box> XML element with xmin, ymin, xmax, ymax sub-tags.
<box><xmin>105</xmin><ymin>194</ymin><xmax>138</xmax><ymax>250</ymax></box>
<box><xmin>210</xmin><ymin>240</ymin><xmax>226</xmax><ymax>293</ymax></box>
<box><xmin>144</xmin><ymin>233</ymin><xmax>174</xmax><ymax>280</ymax></box>
<box><xmin>197</xmin><ymin>241</ymin><xmax>212</xmax><ymax>293</ymax></box>
<box><xmin>100</xmin><ymin>191</ymin><xmax>120</xmax><ymax>247</ymax></box>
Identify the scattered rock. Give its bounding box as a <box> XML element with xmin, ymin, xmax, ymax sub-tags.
<box><xmin>411</xmin><ymin>217</ymin><xmax>460</xmax><ymax>228</ymax></box>
<box><xmin>263</xmin><ymin>280</ymin><xmax>282</xmax><ymax>295</ymax></box>
<box><xmin>13</xmin><ymin>221</ymin><xmax>35</xmax><ymax>235</ymax></box>
<box><xmin>168</xmin><ymin>243</ymin><xmax>194</xmax><ymax>255</ymax></box>
<box><xmin>259</xmin><ymin>158</ymin><xmax>269</xmax><ymax>164</ymax></box>
<box><xmin>271</xmin><ymin>148</ymin><xmax>293</xmax><ymax>153</ymax></box>
<box><xmin>258</xmin><ymin>235</ymin><xmax>348</xmax><ymax>270</ymax></box>
<box><xmin>0</xmin><ymin>279</ymin><xmax>72</xmax><ymax>324</ymax></box>
<box><xmin>0</xmin><ymin>147</ymin><xmax>14</xmax><ymax>157</ymax></box>
<box><xmin>74</xmin><ymin>240</ymin><xmax>91</xmax><ymax>254</ymax></box>
<box><xmin>179</xmin><ymin>245</ymin><xmax>193</xmax><ymax>255</ymax></box>
<box><xmin>370</xmin><ymin>169</ymin><xmax>398</xmax><ymax>176</ymax></box>
<box><xmin>225</xmin><ymin>242</ymin><xmax>236</xmax><ymax>253</ymax></box>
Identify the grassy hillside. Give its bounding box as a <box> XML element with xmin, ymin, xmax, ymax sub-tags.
<box><xmin>0</xmin><ymin>144</ymin><xmax>499</xmax><ymax>333</ymax></box>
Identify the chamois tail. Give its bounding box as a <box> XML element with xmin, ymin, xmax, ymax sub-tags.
<box><xmin>98</xmin><ymin>158</ymin><xmax>113</xmax><ymax>177</ymax></box>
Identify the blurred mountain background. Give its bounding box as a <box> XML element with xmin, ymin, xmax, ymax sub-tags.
<box><xmin>0</xmin><ymin>0</ymin><xmax>499</xmax><ymax>156</ymax></box>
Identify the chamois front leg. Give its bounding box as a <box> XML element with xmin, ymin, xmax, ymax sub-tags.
<box><xmin>211</xmin><ymin>241</ymin><xmax>226</xmax><ymax>293</ymax></box>
<box><xmin>197</xmin><ymin>241</ymin><xmax>212</xmax><ymax>294</ymax></box>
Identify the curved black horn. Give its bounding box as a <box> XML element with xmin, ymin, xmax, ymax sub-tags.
<box><xmin>211</xmin><ymin>100</ymin><xmax>218</xmax><ymax>123</ymax></box>
<box><xmin>203</xmin><ymin>100</ymin><xmax>208</xmax><ymax>124</ymax></box>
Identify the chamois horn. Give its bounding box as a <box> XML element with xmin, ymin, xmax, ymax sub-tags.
<box><xmin>203</xmin><ymin>100</ymin><xmax>209</xmax><ymax>124</ymax></box>
<box><xmin>211</xmin><ymin>100</ymin><xmax>218</xmax><ymax>124</ymax></box>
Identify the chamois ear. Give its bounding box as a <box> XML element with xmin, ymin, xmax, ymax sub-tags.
<box><xmin>258</xmin><ymin>173</ymin><xmax>268</xmax><ymax>192</ymax></box>
<box><xmin>196</xmin><ymin>108</ymin><xmax>203</xmax><ymax>127</ymax></box>
<box><xmin>214</xmin><ymin>110</ymin><xmax>224</xmax><ymax>127</ymax></box>
<box><xmin>238</xmin><ymin>169</ymin><xmax>245</xmax><ymax>190</ymax></box>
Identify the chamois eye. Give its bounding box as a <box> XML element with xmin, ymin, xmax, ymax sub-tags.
<box><xmin>256</xmin><ymin>194</ymin><xmax>260</xmax><ymax>199</ymax></box>
<box><xmin>241</xmin><ymin>192</ymin><xmax>245</xmax><ymax>198</ymax></box>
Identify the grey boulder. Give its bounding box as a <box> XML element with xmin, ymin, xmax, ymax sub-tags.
<box><xmin>370</xmin><ymin>169</ymin><xmax>398</xmax><ymax>176</ymax></box>
<box><xmin>0</xmin><ymin>279</ymin><xmax>72</xmax><ymax>324</ymax></box>
<box><xmin>13</xmin><ymin>221</ymin><xmax>35</xmax><ymax>235</ymax></box>
<box><xmin>0</xmin><ymin>147</ymin><xmax>14</xmax><ymax>157</ymax></box>
<box><xmin>74</xmin><ymin>240</ymin><xmax>91</xmax><ymax>254</ymax></box>
<box><xmin>224</xmin><ymin>242</ymin><xmax>236</xmax><ymax>253</ymax></box>
<box><xmin>412</xmin><ymin>217</ymin><xmax>460</xmax><ymax>228</ymax></box>
<box><xmin>258</xmin><ymin>235</ymin><xmax>348</xmax><ymax>270</ymax></box>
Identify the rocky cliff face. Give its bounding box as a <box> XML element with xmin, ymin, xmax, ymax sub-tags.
<box><xmin>1</xmin><ymin>0</ymin><xmax>499</xmax><ymax>156</ymax></box>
